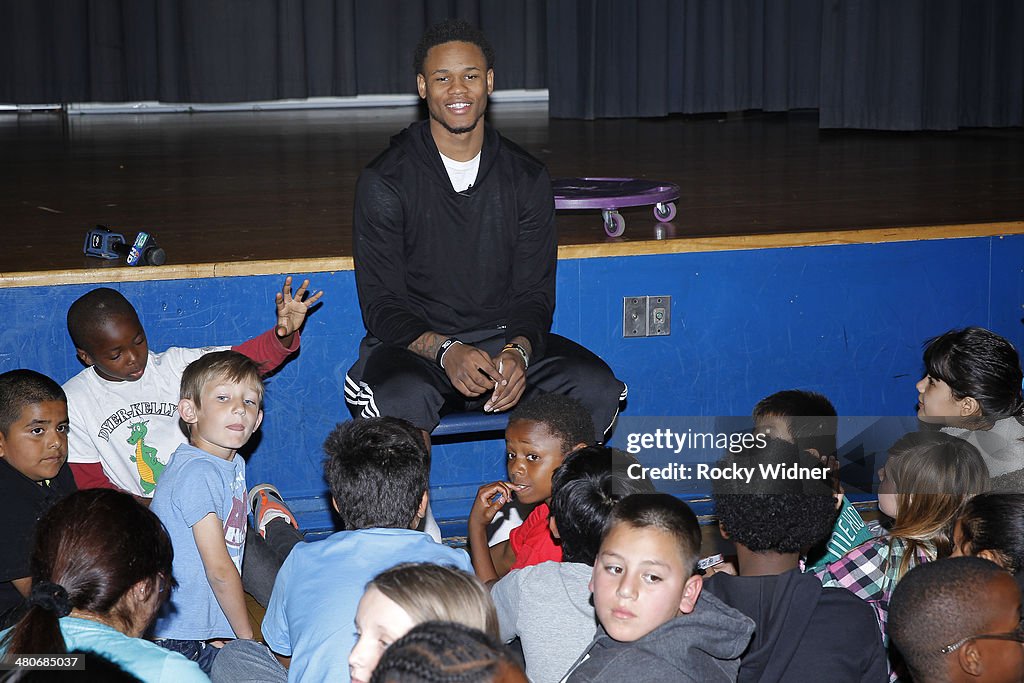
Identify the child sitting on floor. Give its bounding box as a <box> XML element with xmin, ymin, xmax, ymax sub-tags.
<box><xmin>815</xmin><ymin>430</ymin><xmax>988</xmax><ymax>681</ymax></box>
<box><xmin>490</xmin><ymin>446</ymin><xmax>654</xmax><ymax>683</ymax></box>
<box><xmin>372</xmin><ymin>621</ymin><xmax>528</xmax><ymax>683</ymax></box>
<box><xmin>213</xmin><ymin>417</ymin><xmax>473</xmax><ymax>683</ymax></box>
<box><xmin>150</xmin><ymin>351</ymin><xmax>272</xmax><ymax>673</ymax></box>
<box><xmin>563</xmin><ymin>493</ymin><xmax>754</xmax><ymax>682</ymax></box>
<box><xmin>469</xmin><ymin>393</ymin><xmax>594</xmax><ymax>583</ymax></box>
<box><xmin>0</xmin><ymin>370</ymin><xmax>77</xmax><ymax>628</ymax></box>
<box><xmin>752</xmin><ymin>389</ymin><xmax>875</xmax><ymax>570</ymax></box>
<box><xmin>708</xmin><ymin>438</ymin><xmax>887</xmax><ymax>682</ymax></box>
<box><xmin>62</xmin><ymin>276</ymin><xmax>321</xmax><ymax>497</ymax></box>
<box><xmin>63</xmin><ymin>278</ymin><xmax>319</xmax><ymax>609</ymax></box>
<box><xmin>950</xmin><ymin>492</ymin><xmax>1024</xmax><ymax>579</ymax></box>
<box><xmin>916</xmin><ymin>326</ymin><xmax>1024</xmax><ymax>489</ymax></box>
<box><xmin>348</xmin><ymin>563</ymin><xmax>499</xmax><ymax>683</ymax></box>
<box><xmin>889</xmin><ymin>557</ymin><xmax>1024</xmax><ymax>683</ymax></box>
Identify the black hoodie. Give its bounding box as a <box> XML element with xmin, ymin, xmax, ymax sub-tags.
<box><xmin>352</xmin><ymin>119</ymin><xmax>556</xmax><ymax>358</ymax></box>
<box><xmin>705</xmin><ymin>570</ymin><xmax>888</xmax><ymax>683</ymax></box>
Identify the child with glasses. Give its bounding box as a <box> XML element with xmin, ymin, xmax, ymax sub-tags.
<box><xmin>889</xmin><ymin>556</ymin><xmax>1024</xmax><ymax>683</ymax></box>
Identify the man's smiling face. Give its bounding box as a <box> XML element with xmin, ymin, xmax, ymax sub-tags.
<box><xmin>417</xmin><ymin>40</ymin><xmax>493</xmax><ymax>138</ymax></box>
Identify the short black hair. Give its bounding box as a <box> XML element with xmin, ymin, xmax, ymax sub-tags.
<box><xmin>753</xmin><ymin>389</ymin><xmax>838</xmax><ymax>458</ymax></box>
<box><xmin>549</xmin><ymin>446</ymin><xmax>655</xmax><ymax>565</ymax></box>
<box><xmin>712</xmin><ymin>438</ymin><xmax>836</xmax><ymax>553</ymax></box>
<box><xmin>66</xmin><ymin>287</ymin><xmax>140</xmax><ymax>352</ymax></box>
<box><xmin>323</xmin><ymin>418</ymin><xmax>429</xmax><ymax>530</ymax></box>
<box><xmin>508</xmin><ymin>392</ymin><xmax>595</xmax><ymax>452</ymax></box>
<box><xmin>0</xmin><ymin>370</ymin><xmax>67</xmax><ymax>436</ymax></box>
<box><xmin>370</xmin><ymin>621</ymin><xmax>522</xmax><ymax>683</ymax></box>
<box><xmin>890</xmin><ymin>557</ymin><xmax>1013</xmax><ymax>682</ymax></box>
<box><xmin>606</xmin><ymin>493</ymin><xmax>702</xmax><ymax>572</ymax></box>
<box><xmin>956</xmin><ymin>492</ymin><xmax>1024</xmax><ymax>574</ymax></box>
<box><xmin>413</xmin><ymin>19</ymin><xmax>495</xmax><ymax>75</ymax></box>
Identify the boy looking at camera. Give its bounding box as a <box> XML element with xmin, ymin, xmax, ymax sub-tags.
<box><xmin>63</xmin><ymin>276</ymin><xmax>320</xmax><ymax>497</ymax></box>
<box><xmin>562</xmin><ymin>493</ymin><xmax>753</xmax><ymax>682</ymax></box>
<box><xmin>0</xmin><ymin>370</ymin><xmax>77</xmax><ymax>626</ymax></box>
<box><xmin>150</xmin><ymin>351</ymin><xmax>267</xmax><ymax>672</ymax></box>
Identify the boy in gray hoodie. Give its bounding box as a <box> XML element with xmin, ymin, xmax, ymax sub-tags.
<box><xmin>491</xmin><ymin>446</ymin><xmax>655</xmax><ymax>683</ymax></box>
<box><xmin>562</xmin><ymin>493</ymin><xmax>754</xmax><ymax>682</ymax></box>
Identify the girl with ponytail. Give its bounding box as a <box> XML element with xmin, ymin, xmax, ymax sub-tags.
<box><xmin>917</xmin><ymin>326</ymin><xmax>1024</xmax><ymax>487</ymax></box>
<box><xmin>0</xmin><ymin>489</ymin><xmax>208</xmax><ymax>682</ymax></box>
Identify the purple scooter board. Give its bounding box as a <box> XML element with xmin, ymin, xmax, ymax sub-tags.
<box><xmin>553</xmin><ymin>177</ymin><xmax>680</xmax><ymax>237</ymax></box>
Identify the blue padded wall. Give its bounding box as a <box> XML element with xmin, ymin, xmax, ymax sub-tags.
<box><xmin>2</xmin><ymin>234</ymin><xmax>1022</xmax><ymax>534</ymax></box>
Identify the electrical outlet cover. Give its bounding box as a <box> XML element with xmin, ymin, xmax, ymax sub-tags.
<box><xmin>649</xmin><ymin>296</ymin><xmax>671</xmax><ymax>335</ymax></box>
<box><xmin>623</xmin><ymin>297</ymin><xmax>646</xmax><ymax>337</ymax></box>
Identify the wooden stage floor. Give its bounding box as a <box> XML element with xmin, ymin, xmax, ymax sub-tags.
<box><xmin>1</xmin><ymin>104</ymin><xmax>1023</xmax><ymax>277</ymax></box>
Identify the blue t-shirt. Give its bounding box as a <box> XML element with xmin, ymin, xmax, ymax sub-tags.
<box><xmin>263</xmin><ymin>527</ymin><xmax>473</xmax><ymax>683</ymax></box>
<box><xmin>0</xmin><ymin>616</ymin><xmax>209</xmax><ymax>682</ymax></box>
<box><xmin>151</xmin><ymin>443</ymin><xmax>247</xmax><ymax>640</ymax></box>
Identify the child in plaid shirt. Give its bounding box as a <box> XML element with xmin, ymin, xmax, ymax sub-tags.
<box><xmin>815</xmin><ymin>431</ymin><xmax>988</xmax><ymax>680</ymax></box>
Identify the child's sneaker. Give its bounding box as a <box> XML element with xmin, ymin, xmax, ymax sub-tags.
<box><xmin>249</xmin><ymin>483</ymin><xmax>299</xmax><ymax>538</ymax></box>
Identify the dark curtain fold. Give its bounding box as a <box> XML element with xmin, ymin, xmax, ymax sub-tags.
<box><xmin>547</xmin><ymin>0</ymin><xmax>820</xmax><ymax>119</ymax></box>
<box><xmin>547</xmin><ymin>0</ymin><xmax>1022</xmax><ymax>129</ymax></box>
<box><xmin>819</xmin><ymin>0</ymin><xmax>1024</xmax><ymax>129</ymax></box>
<box><xmin>0</xmin><ymin>0</ymin><xmax>546</xmax><ymax>103</ymax></box>
<box><xmin>1</xmin><ymin>0</ymin><xmax>1020</xmax><ymax>129</ymax></box>
<box><xmin>818</xmin><ymin>0</ymin><xmax>963</xmax><ymax>129</ymax></box>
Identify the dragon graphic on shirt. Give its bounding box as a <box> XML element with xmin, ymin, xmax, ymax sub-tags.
<box><xmin>126</xmin><ymin>420</ymin><xmax>165</xmax><ymax>494</ymax></box>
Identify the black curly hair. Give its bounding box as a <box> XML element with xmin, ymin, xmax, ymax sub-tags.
<box><xmin>413</xmin><ymin>19</ymin><xmax>495</xmax><ymax>76</ymax></box>
<box><xmin>712</xmin><ymin>438</ymin><xmax>836</xmax><ymax>553</ymax></box>
<box><xmin>507</xmin><ymin>392</ymin><xmax>595</xmax><ymax>453</ymax></box>
<box><xmin>66</xmin><ymin>287</ymin><xmax>140</xmax><ymax>353</ymax></box>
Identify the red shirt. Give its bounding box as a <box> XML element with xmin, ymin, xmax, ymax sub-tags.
<box><xmin>509</xmin><ymin>503</ymin><xmax>563</xmax><ymax>570</ymax></box>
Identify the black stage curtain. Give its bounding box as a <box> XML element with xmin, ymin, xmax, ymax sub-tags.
<box><xmin>547</xmin><ymin>0</ymin><xmax>1024</xmax><ymax>130</ymax></box>
<box><xmin>2</xmin><ymin>0</ymin><xmax>1021</xmax><ymax>130</ymax></box>
<box><xmin>0</xmin><ymin>0</ymin><xmax>546</xmax><ymax>103</ymax></box>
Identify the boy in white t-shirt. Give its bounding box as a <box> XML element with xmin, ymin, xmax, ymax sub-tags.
<box><xmin>62</xmin><ymin>276</ymin><xmax>320</xmax><ymax>497</ymax></box>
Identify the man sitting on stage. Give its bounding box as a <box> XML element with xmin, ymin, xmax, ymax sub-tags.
<box><xmin>345</xmin><ymin>19</ymin><xmax>625</xmax><ymax>444</ymax></box>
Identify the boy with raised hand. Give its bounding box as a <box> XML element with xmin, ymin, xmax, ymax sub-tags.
<box><xmin>0</xmin><ymin>370</ymin><xmax>76</xmax><ymax>627</ymax></box>
<box><xmin>707</xmin><ymin>438</ymin><xmax>887</xmax><ymax>682</ymax></box>
<box><xmin>562</xmin><ymin>493</ymin><xmax>754</xmax><ymax>682</ymax></box>
<box><xmin>150</xmin><ymin>351</ymin><xmax>267</xmax><ymax>673</ymax></box>
<box><xmin>63</xmin><ymin>276</ymin><xmax>321</xmax><ymax>497</ymax></box>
